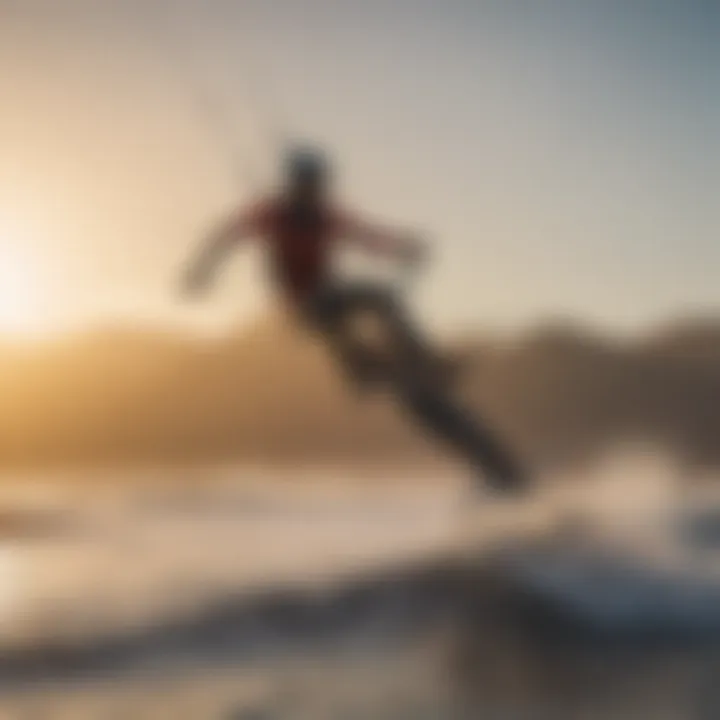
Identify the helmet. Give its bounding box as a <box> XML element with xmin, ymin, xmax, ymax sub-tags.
<box><xmin>285</xmin><ymin>146</ymin><xmax>330</xmax><ymax>187</ymax></box>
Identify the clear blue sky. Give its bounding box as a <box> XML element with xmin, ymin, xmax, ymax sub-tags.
<box><xmin>0</xmin><ymin>0</ymin><xmax>718</xmax><ymax>336</ymax></box>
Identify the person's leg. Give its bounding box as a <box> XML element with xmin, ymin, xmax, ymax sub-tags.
<box><xmin>305</xmin><ymin>281</ymin><xmax>456</xmax><ymax>388</ymax></box>
<box><xmin>362</xmin><ymin>291</ymin><xmax>458</xmax><ymax>381</ymax></box>
<box><xmin>398</xmin><ymin>380</ymin><xmax>528</xmax><ymax>494</ymax></box>
<box><xmin>303</xmin><ymin>284</ymin><xmax>387</xmax><ymax>389</ymax></box>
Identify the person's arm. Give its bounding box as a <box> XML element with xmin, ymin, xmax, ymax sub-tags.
<box><xmin>181</xmin><ymin>204</ymin><xmax>263</xmax><ymax>297</ymax></box>
<box><xmin>339</xmin><ymin>211</ymin><xmax>427</xmax><ymax>264</ymax></box>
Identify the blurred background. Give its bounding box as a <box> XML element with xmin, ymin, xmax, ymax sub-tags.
<box><xmin>0</xmin><ymin>0</ymin><xmax>719</xmax><ymax>717</ymax></box>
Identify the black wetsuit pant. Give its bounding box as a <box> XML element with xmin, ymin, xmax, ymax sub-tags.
<box><xmin>300</xmin><ymin>281</ymin><xmax>436</xmax><ymax>387</ymax></box>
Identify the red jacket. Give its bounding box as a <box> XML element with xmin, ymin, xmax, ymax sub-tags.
<box><xmin>229</xmin><ymin>197</ymin><xmax>407</xmax><ymax>301</ymax></box>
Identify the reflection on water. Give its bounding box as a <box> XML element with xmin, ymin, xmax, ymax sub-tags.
<box><xmin>0</xmin><ymin>463</ymin><xmax>717</xmax><ymax>718</ymax></box>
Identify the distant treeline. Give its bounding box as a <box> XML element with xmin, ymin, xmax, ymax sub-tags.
<box><xmin>1</xmin><ymin>315</ymin><xmax>719</xmax><ymax>472</ymax></box>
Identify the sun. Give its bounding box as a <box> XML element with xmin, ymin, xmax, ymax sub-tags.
<box><xmin>0</xmin><ymin>243</ymin><xmax>46</xmax><ymax>337</ymax></box>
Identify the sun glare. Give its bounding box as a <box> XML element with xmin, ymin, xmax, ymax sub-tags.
<box><xmin>0</xmin><ymin>243</ymin><xmax>45</xmax><ymax>337</ymax></box>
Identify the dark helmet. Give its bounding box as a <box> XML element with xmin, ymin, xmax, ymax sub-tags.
<box><xmin>285</xmin><ymin>146</ymin><xmax>330</xmax><ymax>188</ymax></box>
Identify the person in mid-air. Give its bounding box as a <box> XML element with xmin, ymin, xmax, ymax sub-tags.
<box><xmin>182</xmin><ymin>147</ymin><xmax>526</xmax><ymax>493</ymax></box>
<box><xmin>182</xmin><ymin>146</ymin><xmax>449</xmax><ymax>389</ymax></box>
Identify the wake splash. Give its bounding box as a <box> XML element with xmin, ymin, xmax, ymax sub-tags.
<box><xmin>499</xmin><ymin>449</ymin><xmax>720</xmax><ymax>637</ymax></box>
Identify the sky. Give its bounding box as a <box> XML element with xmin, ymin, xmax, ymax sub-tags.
<box><xmin>0</xmin><ymin>0</ymin><xmax>718</xmax><ymax>338</ymax></box>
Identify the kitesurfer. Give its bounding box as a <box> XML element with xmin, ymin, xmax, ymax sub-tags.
<box><xmin>181</xmin><ymin>147</ymin><xmax>526</xmax><ymax>494</ymax></box>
